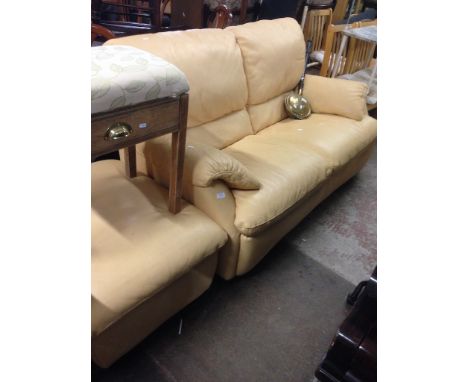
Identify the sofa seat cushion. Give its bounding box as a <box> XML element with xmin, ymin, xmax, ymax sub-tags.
<box><xmin>223</xmin><ymin>135</ymin><xmax>330</xmax><ymax>236</ymax></box>
<box><xmin>257</xmin><ymin>114</ymin><xmax>377</xmax><ymax>168</ymax></box>
<box><xmin>91</xmin><ymin>160</ymin><xmax>227</xmax><ymax>336</ymax></box>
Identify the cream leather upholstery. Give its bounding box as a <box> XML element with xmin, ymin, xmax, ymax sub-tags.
<box><xmin>93</xmin><ymin>254</ymin><xmax>217</xmax><ymax>368</ymax></box>
<box><xmin>236</xmin><ymin>144</ymin><xmax>374</xmax><ymax>275</ymax></box>
<box><xmin>105</xmin><ymin>18</ymin><xmax>377</xmax><ymax>280</ymax></box>
<box><xmin>228</xmin><ymin>18</ymin><xmax>305</xmax><ymax>134</ymax></box>
<box><xmin>141</xmin><ymin>138</ymin><xmax>261</xmax><ymax>190</ymax></box>
<box><xmin>185</xmin><ymin>109</ymin><xmax>253</xmax><ymax>150</ymax></box>
<box><xmin>92</xmin><ymin>160</ymin><xmax>227</xmax><ymax>366</ymax></box>
<box><xmin>248</xmin><ymin>92</ymin><xmax>289</xmax><ymax>134</ymax></box>
<box><xmin>224</xmin><ymin>135</ymin><xmax>329</xmax><ymax>236</ymax></box>
<box><xmin>105</xmin><ymin>28</ymin><xmax>249</xmax><ymax>131</ymax></box>
<box><xmin>302</xmin><ymin>75</ymin><xmax>369</xmax><ymax>121</ymax></box>
<box><xmin>227</xmin><ymin>18</ymin><xmax>305</xmax><ymax>106</ymax></box>
<box><xmin>258</xmin><ymin>114</ymin><xmax>377</xmax><ymax>168</ymax></box>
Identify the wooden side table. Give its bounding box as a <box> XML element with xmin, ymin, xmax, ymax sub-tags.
<box><xmin>91</xmin><ymin>44</ymin><xmax>190</xmax><ymax>214</ymax></box>
<box><xmin>92</xmin><ymin>94</ymin><xmax>188</xmax><ymax>213</ymax></box>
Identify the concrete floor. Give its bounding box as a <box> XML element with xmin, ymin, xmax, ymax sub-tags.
<box><xmin>92</xmin><ymin>140</ymin><xmax>377</xmax><ymax>381</ymax></box>
<box><xmin>285</xmin><ymin>142</ymin><xmax>377</xmax><ymax>285</ymax></box>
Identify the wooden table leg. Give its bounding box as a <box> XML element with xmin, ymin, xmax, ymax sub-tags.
<box><xmin>240</xmin><ymin>0</ymin><xmax>248</xmax><ymax>24</ymax></box>
<box><xmin>124</xmin><ymin>145</ymin><xmax>137</xmax><ymax>178</ymax></box>
<box><xmin>331</xmin><ymin>34</ymin><xmax>348</xmax><ymax>78</ymax></box>
<box><xmin>168</xmin><ymin>94</ymin><xmax>188</xmax><ymax>213</ymax></box>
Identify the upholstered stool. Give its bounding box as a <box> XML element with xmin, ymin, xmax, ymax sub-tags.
<box><xmin>91</xmin><ymin>45</ymin><xmax>189</xmax><ymax>114</ymax></box>
<box><xmin>91</xmin><ymin>160</ymin><xmax>227</xmax><ymax>367</ymax></box>
<box><xmin>91</xmin><ymin>45</ymin><xmax>190</xmax><ymax>213</ymax></box>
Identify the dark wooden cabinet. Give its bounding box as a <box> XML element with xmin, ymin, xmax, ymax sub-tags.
<box><xmin>91</xmin><ymin>0</ymin><xmax>202</xmax><ymax>36</ymax></box>
<box><xmin>315</xmin><ymin>268</ymin><xmax>377</xmax><ymax>382</ymax></box>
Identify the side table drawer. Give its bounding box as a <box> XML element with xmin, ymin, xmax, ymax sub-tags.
<box><xmin>91</xmin><ymin>98</ymin><xmax>180</xmax><ymax>159</ymax></box>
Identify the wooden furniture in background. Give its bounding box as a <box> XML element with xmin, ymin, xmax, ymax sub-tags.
<box><xmin>239</xmin><ymin>0</ymin><xmax>248</xmax><ymax>24</ymax></box>
<box><xmin>161</xmin><ymin>0</ymin><xmax>171</xmax><ymax>15</ymax></box>
<box><xmin>91</xmin><ymin>23</ymin><xmax>116</xmax><ymax>44</ymax></box>
<box><xmin>207</xmin><ymin>5</ymin><xmax>233</xmax><ymax>28</ymax></box>
<box><xmin>257</xmin><ymin>0</ymin><xmax>301</xmax><ymax>20</ymax></box>
<box><xmin>335</xmin><ymin>24</ymin><xmax>377</xmax><ymax>110</ymax></box>
<box><xmin>332</xmin><ymin>0</ymin><xmax>365</xmax><ymax>23</ymax></box>
<box><xmin>319</xmin><ymin>20</ymin><xmax>377</xmax><ymax>110</ymax></box>
<box><xmin>302</xmin><ymin>7</ymin><xmax>333</xmax><ymax>65</ymax></box>
<box><xmin>92</xmin><ymin>0</ymin><xmax>189</xmax><ymax>36</ymax></box>
<box><xmin>332</xmin><ymin>0</ymin><xmax>348</xmax><ymax>22</ymax></box>
<box><xmin>207</xmin><ymin>0</ymin><xmax>259</xmax><ymax>27</ymax></box>
<box><xmin>92</xmin><ymin>0</ymin><xmax>161</xmax><ymax>35</ymax></box>
<box><xmin>334</xmin><ymin>24</ymin><xmax>376</xmax><ymax>77</ymax></box>
<box><xmin>315</xmin><ymin>268</ymin><xmax>377</xmax><ymax>382</ymax></box>
<box><xmin>171</xmin><ymin>0</ymin><xmax>205</xmax><ymax>29</ymax></box>
<box><xmin>236</xmin><ymin>0</ymin><xmax>261</xmax><ymax>24</ymax></box>
<box><xmin>91</xmin><ymin>94</ymin><xmax>189</xmax><ymax>213</ymax></box>
<box><xmin>319</xmin><ymin>19</ymin><xmax>376</xmax><ymax>77</ymax></box>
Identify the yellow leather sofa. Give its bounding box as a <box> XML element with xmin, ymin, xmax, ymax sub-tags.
<box><xmin>92</xmin><ymin>161</ymin><xmax>227</xmax><ymax>367</ymax></box>
<box><xmin>105</xmin><ymin>17</ymin><xmax>377</xmax><ymax>280</ymax></box>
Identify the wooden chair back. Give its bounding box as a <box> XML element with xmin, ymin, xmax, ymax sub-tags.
<box><xmin>207</xmin><ymin>5</ymin><xmax>233</xmax><ymax>29</ymax></box>
<box><xmin>320</xmin><ymin>19</ymin><xmax>376</xmax><ymax>77</ymax></box>
<box><xmin>302</xmin><ymin>8</ymin><xmax>333</xmax><ymax>52</ymax></box>
<box><xmin>332</xmin><ymin>0</ymin><xmax>365</xmax><ymax>23</ymax></box>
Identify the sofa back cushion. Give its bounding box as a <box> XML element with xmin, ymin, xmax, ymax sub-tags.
<box><xmin>228</xmin><ymin>18</ymin><xmax>305</xmax><ymax>132</ymax></box>
<box><xmin>105</xmin><ymin>28</ymin><xmax>252</xmax><ymax>146</ymax></box>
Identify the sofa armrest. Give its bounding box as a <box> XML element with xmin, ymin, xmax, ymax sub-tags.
<box><xmin>186</xmin><ymin>143</ymin><xmax>261</xmax><ymax>190</ymax></box>
<box><xmin>302</xmin><ymin>75</ymin><xmax>368</xmax><ymax>121</ymax></box>
<box><xmin>143</xmin><ymin>138</ymin><xmax>261</xmax><ymax>192</ymax></box>
<box><xmin>137</xmin><ymin>138</ymin><xmax>248</xmax><ymax>280</ymax></box>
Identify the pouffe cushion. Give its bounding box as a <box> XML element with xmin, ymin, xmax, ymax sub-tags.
<box><xmin>91</xmin><ymin>45</ymin><xmax>189</xmax><ymax>114</ymax></box>
<box><xmin>91</xmin><ymin>160</ymin><xmax>227</xmax><ymax>336</ymax></box>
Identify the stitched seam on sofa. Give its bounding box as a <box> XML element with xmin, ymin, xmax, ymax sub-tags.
<box><xmin>247</xmin><ymin>91</ymin><xmax>288</xmax><ymax>108</ymax></box>
<box><xmin>227</xmin><ymin>30</ymin><xmax>257</xmax><ymax>135</ymax></box>
<box><xmin>236</xmin><ymin>177</ymin><xmax>329</xmax><ymax>236</ymax></box>
<box><xmin>236</xmin><ymin>140</ymin><xmax>376</xmax><ymax>236</ymax></box>
<box><xmin>92</xmin><ymin>251</ymin><xmax>221</xmax><ymax>337</ymax></box>
<box><xmin>236</xmin><ymin>144</ymin><xmax>373</xmax><ymax>247</ymax></box>
<box><xmin>188</xmin><ymin>108</ymin><xmax>247</xmax><ymax>129</ymax></box>
<box><xmin>188</xmin><ymin>109</ymin><xmax>255</xmax><ymax>149</ymax></box>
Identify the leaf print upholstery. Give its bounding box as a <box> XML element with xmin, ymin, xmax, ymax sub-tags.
<box><xmin>91</xmin><ymin>45</ymin><xmax>189</xmax><ymax>114</ymax></box>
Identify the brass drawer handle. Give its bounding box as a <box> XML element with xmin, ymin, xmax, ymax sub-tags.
<box><xmin>105</xmin><ymin>122</ymin><xmax>133</xmax><ymax>140</ymax></box>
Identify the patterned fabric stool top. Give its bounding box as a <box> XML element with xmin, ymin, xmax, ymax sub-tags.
<box><xmin>91</xmin><ymin>45</ymin><xmax>189</xmax><ymax>114</ymax></box>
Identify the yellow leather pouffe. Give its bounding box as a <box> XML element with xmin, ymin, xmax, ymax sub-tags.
<box><xmin>91</xmin><ymin>160</ymin><xmax>227</xmax><ymax>368</ymax></box>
